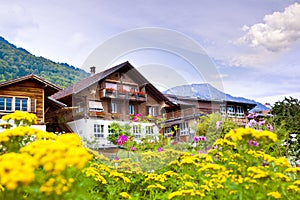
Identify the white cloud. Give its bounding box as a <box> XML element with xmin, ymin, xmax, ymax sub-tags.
<box><xmin>237</xmin><ymin>3</ymin><xmax>300</xmax><ymax>52</ymax></box>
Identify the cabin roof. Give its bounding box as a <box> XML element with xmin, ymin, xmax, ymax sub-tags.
<box><xmin>0</xmin><ymin>74</ymin><xmax>62</xmax><ymax>95</ymax></box>
<box><xmin>51</xmin><ymin>61</ymin><xmax>172</xmax><ymax>104</ymax></box>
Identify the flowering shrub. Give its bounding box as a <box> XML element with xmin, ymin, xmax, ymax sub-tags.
<box><xmin>1</xmin><ymin>111</ymin><xmax>299</xmax><ymax>199</ymax></box>
<box><xmin>0</xmin><ymin>112</ymin><xmax>92</xmax><ymax>199</ymax></box>
<box><xmin>83</xmin><ymin>128</ymin><xmax>299</xmax><ymax>199</ymax></box>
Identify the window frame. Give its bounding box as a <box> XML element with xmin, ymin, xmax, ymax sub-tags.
<box><xmin>179</xmin><ymin>121</ymin><xmax>189</xmax><ymax>136</ymax></box>
<box><xmin>128</xmin><ymin>104</ymin><xmax>135</xmax><ymax>115</ymax></box>
<box><xmin>94</xmin><ymin>124</ymin><xmax>104</xmax><ymax>139</ymax></box>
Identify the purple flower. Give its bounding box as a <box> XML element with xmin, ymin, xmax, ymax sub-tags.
<box><xmin>115</xmin><ymin>157</ymin><xmax>120</xmax><ymax>160</ymax></box>
<box><xmin>117</xmin><ymin>135</ymin><xmax>128</xmax><ymax>145</ymax></box>
<box><xmin>130</xmin><ymin>146</ymin><xmax>137</xmax><ymax>151</ymax></box>
<box><xmin>167</xmin><ymin>133</ymin><xmax>173</xmax><ymax>137</ymax></box>
<box><xmin>199</xmin><ymin>136</ymin><xmax>207</xmax><ymax>141</ymax></box>
<box><xmin>157</xmin><ymin>147</ymin><xmax>164</xmax><ymax>152</ymax></box>
<box><xmin>194</xmin><ymin>136</ymin><xmax>207</xmax><ymax>143</ymax></box>
<box><xmin>216</xmin><ymin>121</ymin><xmax>223</xmax><ymax>129</ymax></box>
<box><xmin>135</xmin><ymin>113</ymin><xmax>142</xmax><ymax>117</ymax></box>
<box><xmin>248</xmin><ymin>139</ymin><xmax>259</xmax><ymax>147</ymax></box>
<box><xmin>258</xmin><ymin>120</ymin><xmax>265</xmax><ymax>126</ymax></box>
<box><xmin>297</xmin><ymin>163</ymin><xmax>300</xmax><ymax>167</ymax></box>
<box><xmin>193</xmin><ymin>136</ymin><xmax>200</xmax><ymax>143</ymax></box>
<box><xmin>267</xmin><ymin>124</ymin><xmax>273</xmax><ymax>131</ymax></box>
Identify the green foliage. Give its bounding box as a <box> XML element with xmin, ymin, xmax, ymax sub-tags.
<box><xmin>271</xmin><ymin>97</ymin><xmax>300</xmax><ymax>165</ymax></box>
<box><xmin>196</xmin><ymin>113</ymin><xmax>238</xmax><ymax>147</ymax></box>
<box><xmin>107</xmin><ymin>122</ymin><xmax>131</xmax><ymax>144</ymax></box>
<box><xmin>271</xmin><ymin>96</ymin><xmax>300</xmax><ymax>134</ymax></box>
<box><xmin>0</xmin><ymin>36</ymin><xmax>89</xmax><ymax>88</ymax></box>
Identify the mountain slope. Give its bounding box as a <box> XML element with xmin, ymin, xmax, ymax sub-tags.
<box><xmin>164</xmin><ymin>83</ymin><xmax>269</xmax><ymax>112</ymax></box>
<box><xmin>0</xmin><ymin>36</ymin><xmax>89</xmax><ymax>88</ymax></box>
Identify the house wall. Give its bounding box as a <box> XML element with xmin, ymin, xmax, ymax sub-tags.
<box><xmin>0</xmin><ymin>80</ymin><xmax>44</xmax><ymax>124</ymax></box>
<box><xmin>67</xmin><ymin>118</ymin><xmax>159</xmax><ymax>148</ymax></box>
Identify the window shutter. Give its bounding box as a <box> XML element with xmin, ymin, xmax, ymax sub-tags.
<box><xmin>30</xmin><ymin>99</ymin><xmax>37</xmax><ymax>113</ymax></box>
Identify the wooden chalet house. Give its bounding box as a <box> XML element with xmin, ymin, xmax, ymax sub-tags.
<box><xmin>163</xmin><ymin>93</ymin><xmax>256</xmax><ymax>142</ymax></box>
<box><xmin>50</xmin><ymin>61</ymin><xmax>173</xmax><ymax>148</ymax></box>
<box><xmin>0</xmin><ymin>74</ymin><xmax>64</xmax><ymax>131</ymax></box>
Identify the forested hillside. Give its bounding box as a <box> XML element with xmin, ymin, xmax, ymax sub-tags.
<box><xmin>0</xmin><ymin>36</ymin><xmax>89</xmax><ymax>88</ymax></box>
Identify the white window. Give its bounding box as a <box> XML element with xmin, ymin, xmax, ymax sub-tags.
<box><xmin>236</xmin><ymin>106</ymin><xmax>244</xmax><ymax>118</ymax></box>
<box><xmin>227</xmin><ymin>105</ymin><xmax>235</xmax><ymax>117</ymax></box>
<box><xmin>220</xmin><ymin>105</ymin><xmax>226</xmax><ymax>116</ymax></box>
<box><xmin>0</xmin><ymin>97</ymin><xmax>12</xmax><ymax>111</ymax></box>
<box><xmin>145</xmin><ymin>126</ymin><xmax>154</xmax><ymax>135</ymax></box>
<box><xmin>128</xmin><ymin>105</ymin><xmax>135</xmax><ymax>115</ymax></box>
<box><xmin>148</xmin><ymin>106</ymin><xmax>158</xmax><ymax>116</ymax></box>
<box><xmin>111</xmin><ymin>103</ymin><xmax>117</xmax><ymax>113</ymax></box>
<box><xmin>89</xmin><ymin>101</ymin><xmax>104</xmax><ymax>112</ymax></box>
<box><xmin>105</xmin><ymin>82</ymin><xmax>117</xmax><ymax>90</ymax></box>
<box><xmin>132</xmin><ymin>125</ymin><xmax>141</xmax><ymax>138</ymax></box>
<box><xmin>94</xmin><ymin>124</ymin><xmax>104</xmax><ymax>138</ymax></box>
<box><xmin>76</xmin><ymin>102</ymin><xmax>84</xmax><ymax>113</ymax></box>
<box><xmin>164</xmin><ymin>127</ymin><xmax>173</xmax><ymax>137</ymax></box>
<box><xmin>180</xmin><ymin>122</ymin><xmax>189</xmax><ymax>136</ymax></box>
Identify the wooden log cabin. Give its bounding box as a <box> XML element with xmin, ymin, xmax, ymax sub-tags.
<box><xmin>0</xmin><ymin>74</ymin><xmax>63</xmax><ymax>131</ymax></box>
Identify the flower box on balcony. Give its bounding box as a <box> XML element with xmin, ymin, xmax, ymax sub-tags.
<box><xmin>106</xmin><ymin>88</ymin><xmax>115</xmax><ymax>93</ymax></box>
<box><xmin>89</xmin><ymin>111</ymin><xmax>106</xmax><ymax>117</ymax></box>
<box><xmin>111</xmin><ymin>113</ymin><xmax>120</xmax><ymax>119</ymax></box>
<box><xmin>134</xmin><ymin>91</ymin><xmax>146</xmax><ymax>97</ymax></box>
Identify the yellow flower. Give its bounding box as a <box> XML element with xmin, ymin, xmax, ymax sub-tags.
<box><xmin>147</xmin><ymin>183</ymin><xmax>166</xmax><ymax>190</ymax></box>
<box><xmin>120</xmin><ymin>192</ymin><xmax>132</xmax><ymax>199</ymax></box>
<box><xmin>145</xmin><ymin>173</ymin><xmax>167</xmax><ymax>183</ymax></box>
<box><xmin>164</xmin><ymin>171</ymin><xmax>179</xmax><ymax>177</ymax></box>
<box><xmin>39</xmin><ymin>176</ymin><xmax>74</xmax><ymax>195</ymax></box>
<box><xmin>267</xmin><ymin>191</ymin><xmax>281</xmax><ymax>199</ymax></box>
<box><xmin>109</xmin><ymin>171</ymin><xmax>131</xmax><ymax>183</ymax></box>
<box><xmin>286</xmin><ymin>167</ymin><xmax>300</xmax><ymax>173</ymax></box>
<box><xmin>274</xmin><ymin>173</ymin><xmax>290</xmax><ymax>182</ymax></box>
<box><xmin>0</xmin><ymin>152</ymin><xmax>37</xmax><ymax>190</ymax></box>
<box><xmin>2</xmin><ymin>111</ymin><xmax>37</xmax><ymax>126</ymax></box>
<box><xmin>20</xmin><ymin>133</ymin><xmax>92</xmax><ymax>174</ymax></box>
<box><xmin>168</xmin><ymin>189</ymin><xmax>205</xmax><ymax>199</ymax></box>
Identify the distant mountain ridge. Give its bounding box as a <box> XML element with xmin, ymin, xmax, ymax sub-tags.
<box><xmin>164</xmin><ymin>83</ymin><xmax>269</xmax><ymax>112</ymax></box>
<box><xmin>0</xmin><ymin>36</ymin><xmax>89</xmax><ymax>88</ymax></box>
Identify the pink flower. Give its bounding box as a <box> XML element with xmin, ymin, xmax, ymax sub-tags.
<box><xmin>216</xmin><ymin>121</ymin><xmax>223</xmax><ymax>129</ymax></box>
<box><xmin>117</xmin><ymin>135</ymin><xmax>128</xmax><ymax>145</ymax></box>
<box><xmin>193</xmin><ymin>136</ymin><xmax>207</xmax><ymax>142</ymax></box>
<box><xmin>248</xmin><ymin>140</ymin><xmax>259</xmax><ymax>147</ymax></box>
<box><xmin>130</xmin><ymin>146</ymin><xmax>137</xmax><ymax>151</ymax></box>
<box><xmin>157</xmin><ymin>147</ymin><xmax>164</xmax><ymax>152</ymax></box>
<box><xmin>267</xmin><ymin>124</ymin><xmax>273</xmax><ymax>131</ymax></box>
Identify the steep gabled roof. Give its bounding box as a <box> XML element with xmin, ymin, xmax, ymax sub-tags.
<box><xmin>51</xmin><ymin>61</ymin><xmax>172</xmax><ymax>104</ymax></box>
<box><xmin>0</xmin><ymin>74</ymin><xmax>61</xmax><ymax>95</ymax></box>
<box><xmin>51</xmin><ymin>62</ymin><xmax>129</xmax><ymax>100</ymax></box>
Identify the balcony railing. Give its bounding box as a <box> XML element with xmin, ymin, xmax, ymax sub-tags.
<box><xmin>100</xmin><ymin>88</ymin><xmax>147</xmax><ymax>102</ymax></box>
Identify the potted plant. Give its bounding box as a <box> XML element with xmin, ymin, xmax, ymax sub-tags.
<box><xmin>106</xmin><ymin>88</ymin><xmax>115</xmax><ymax>93</ymax></box>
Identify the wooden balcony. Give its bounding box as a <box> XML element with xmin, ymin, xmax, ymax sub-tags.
<box><xmin>100</xmin><ymin>88</ymin><xmax>147</xmax><ymax>102</ymax></box>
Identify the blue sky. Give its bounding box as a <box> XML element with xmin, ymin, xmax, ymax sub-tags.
<box><xmin>1</xmin><ymin>0</ymin><xmax>300</xmax><ymax>105</ymax></box>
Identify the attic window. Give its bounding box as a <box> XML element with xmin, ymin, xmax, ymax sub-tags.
<box><xmin>114</xmin><ymin>73</ymin><xmax>119</xmax><ymax>78</ymax></box>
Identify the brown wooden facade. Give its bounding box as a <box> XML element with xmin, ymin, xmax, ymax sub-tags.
<box><xmin>50</xmin><ymin>62</ymin><xmax>172</xmax><ymax>125</ymax></box>
<box><xmin>0</xmin><ymin>74</ymin><xmax>62</xmax><ymax>125</ymax></box>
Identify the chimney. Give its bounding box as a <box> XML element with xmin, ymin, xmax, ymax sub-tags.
<box><xmin>90</xmin><ymin>66</ymin><xmax>96</xmax><ymax>76</ymax></box>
